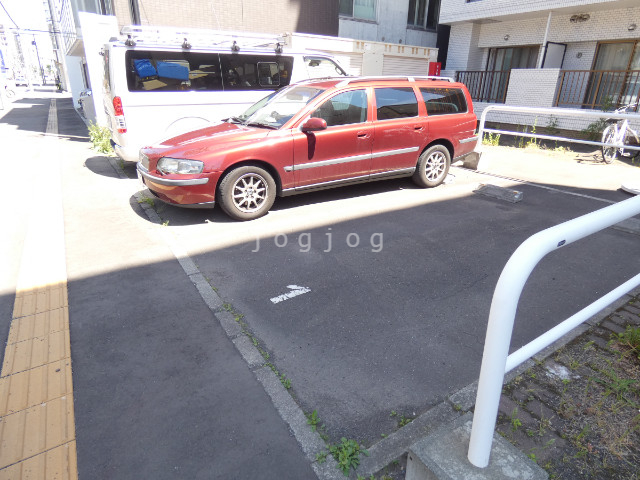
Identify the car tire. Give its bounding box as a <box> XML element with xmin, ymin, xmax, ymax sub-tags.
<box><xmin>412</xmin><ymin>144</ymin><xmax>451</xmax><ymax>188</ymax></box>
<box><xmin>218</xmin><ymin>165</ymin><xmax>276</xmax><ymax>221</ymax></box>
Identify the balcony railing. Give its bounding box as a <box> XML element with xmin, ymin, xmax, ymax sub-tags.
<box><xmin>456</xmin><ymin>70</ymin><xmax>510</xmax><ymax>104</ymax></box>
<box><xmin>555</xmin><ymin>69</ymin><xmax>640</xmax><ymax>110</ymax></box>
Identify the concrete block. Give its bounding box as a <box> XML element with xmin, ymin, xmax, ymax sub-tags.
<box><xmin>406</xmin><ymin>413</ymin><xmax>548</xmax><ymax>480</ymax></box>
<box><xmin>460</xmin><ymin>151</ymin><xmax>482</xmax><ymax>170</ymax></box>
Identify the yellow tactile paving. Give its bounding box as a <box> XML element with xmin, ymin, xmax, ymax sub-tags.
<box><xmin>0</xmin><ymin>441</ymin><xmax>77</xmax><ymax>480</ymax></box>
<box><xmin>0</xmin><ymin>396</ymin><xmax>75</xmax><ymax>469</ymax></box>
<box><xmin>13</xmin><ymin>284</ymin><xmax>68</xmax><ymax>320</ymax></box>
<box><xmin>0</xmin><ymin>99</ymin><xmax>77</xmax><ymax>479</ymax></box>
<box><xmin>7</xmin><ymin>308</ymin><xmax>68</xmax><ymax>345</ymax></box>
<box><xmin>0</xmin><ymin>360</ymin><xmax>73</xmax><ymax>417</ymax></box>
<box><xmin>1</xmin><ymin>331</ymin><xmax>71</xmax><ymax>378</ymax></box>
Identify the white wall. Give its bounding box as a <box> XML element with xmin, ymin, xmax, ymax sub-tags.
<box><xmin>440</xmin><ymin>0</ymin><xmax>633</xmax><ymax>24</ymax></box>
<box><xmin>476</xmin><ymin>7</ymin><xmax>640</xmax><ymax>47</ymax></box>
<box><xmin>443</xmin><ymin>5</ymin><xmax>640</xmax><ymax>79</ymax></box>
<box><xmin>78</xmin><ymin>12</ymin><xmax>119</xmax><ymax>125</ymax></box>
<box><xmin>505</xmin><ymin>69</ymin><xmax>561</xmax><ymax>107</ymax></box>
<box><xmin>64</xmin><ymin>55</ymin><xmax>85</xmax><ymax>107</ymax></box>
<box><xmin>339</xmin><ymin>0</ymin><xmax>437</xmax><ymax>47</ymax></box>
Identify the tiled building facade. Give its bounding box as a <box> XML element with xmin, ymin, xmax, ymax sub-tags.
<box><xmin>439</xmin><ymin>0</ymin><xmax>640</xmax><ymax>117</ymax></box>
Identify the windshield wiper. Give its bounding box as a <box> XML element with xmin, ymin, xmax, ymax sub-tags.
<box><xmin>245</xmin><ymin>122</ymin><xmax>277</xmax><ymax>130</ymax></box>
<box><xmin>225</xmin><ymin>116</ymin><xmax>245</xmax><ymax>123</ymax></box>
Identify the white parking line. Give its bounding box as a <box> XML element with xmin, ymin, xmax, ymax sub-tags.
<box><xmin>270</xmin><ymin>285</ymin><xmax>311</xmax><ymax>304</ymax></box>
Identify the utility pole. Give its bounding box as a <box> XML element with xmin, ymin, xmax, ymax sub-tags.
<box><xmin>46</xmin><ymin>0</ymin><xmax>69</xmax><ymax>91</ymax></box>
<box><xmin>31</xmin><ymin>35</ymin><xmax>45</xmax><ymax>84</ymax></box>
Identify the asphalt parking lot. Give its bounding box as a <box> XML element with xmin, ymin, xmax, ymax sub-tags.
<box><xmin>124</xmin><ymin>146</ymin><xmax>640</xmax><ymax>447</ymax></box>
<box><xmin>4</xmin><ymin>95</ymin><xmax>640</xmax><ymax>478</ymax></box>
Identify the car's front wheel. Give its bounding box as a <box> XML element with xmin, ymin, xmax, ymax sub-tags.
<box><xmin>218</xmin><ymin>165</ymin><xmax>276</xmax><ymax>221</ymax></box>
<box><xmin>412</xmin><ymin>144</ymin><xmax>451</xmax><ymax>188</ymax></box>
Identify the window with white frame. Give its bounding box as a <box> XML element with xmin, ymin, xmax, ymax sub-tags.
<box><xmin>339</xmin><ymin>0</ymin><xmax>377</xmax><ymax>21</ymax></box>
<box><xmin>407</xmin><ymin>0</ymin><xmax>440</xmax><ymax>29</ymax></box>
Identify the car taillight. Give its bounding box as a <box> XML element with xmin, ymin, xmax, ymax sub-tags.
<box><xmin>113</xmin><ymin>96</ymin><xmax>127</xmax><ymax>133</ymax></box>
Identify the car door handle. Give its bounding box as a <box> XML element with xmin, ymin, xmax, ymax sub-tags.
<box><xmin>357</xmin><ymin>131</ymin><xmax>370</xmax><ymax>138</ymax></box>
<box><xmin>414</xmin><ymin>125</ymin><xmax>424</xmax><ymax>131</ymax></box>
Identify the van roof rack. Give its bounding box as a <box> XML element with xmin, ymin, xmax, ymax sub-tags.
<box><xmin>120</xmin><ymin>25</ymin><xmax>285</xmax><ymax>53</ymax></box>
<box><xmin>336</xmin><ymin>75</ymin><xmax>454</xmax><ymax>87</ymax></box>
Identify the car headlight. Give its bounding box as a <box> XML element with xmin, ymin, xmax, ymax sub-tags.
<box><xmin>139</xmin><ymin>151</ymin><xmax>150</xmax><ymax>170</ymax></box>
<box><xmin>157</xmin><ymin>157</ymin><xmax>204</xmax><ymax>175</ymax></box>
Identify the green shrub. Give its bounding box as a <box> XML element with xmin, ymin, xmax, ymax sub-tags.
<box><xmin>88</xmin><ymin>122</ymin><xmax>114</xmax><ymax>154</ymax></box>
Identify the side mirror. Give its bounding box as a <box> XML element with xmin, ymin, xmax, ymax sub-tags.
<box><xmin>301</xmin><ymin>117</ymin><xmax>327</xmax><ymax>133</ymax></box>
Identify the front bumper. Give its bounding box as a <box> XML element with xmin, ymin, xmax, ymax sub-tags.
<box><xmin>137</xmin><ymin>162</ymin><xmax>217</xmax><ymax>207</ymax></box>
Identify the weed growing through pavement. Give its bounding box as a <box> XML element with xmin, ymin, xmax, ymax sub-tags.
<box><xmin>329</xmin><ymin>437</ymin><xmax>369</xmax><ymax>476</ymax></box>
<box><xmin>397</xmin><ymin>415</ymin><xmax>413</xmax><ymax>427</ymax></box>
<box><xmin>306</xmin><ymin>410</ymin><xmax>320</xmax><ymax>431</ymax></box>
<box><xmin>615</xmin><ymin>326</ymin><xmax>640</xmax><ymax>359</ymax></box>
<box><xmin>510</xmin><ymin>408</ymin><xmax>523</xmax><ymax>431</ymax></box>
<box><xmin>137</xmin><ymin>195</ymin><xmax>155</xmax><ymax>208</ymax></box>
<box><xmin>88</xmin><ymin>121</ymin><xmax>114</xmax><ymax>154</ymax></box>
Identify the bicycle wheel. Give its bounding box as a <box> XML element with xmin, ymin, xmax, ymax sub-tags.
<box><xmin>622</xmin><ymin>129</ymin><xmax>640</xmax><ymax>159</ymax></box>
<box><xmin>601</xmin><ymin>126</ymin><xmax>617</xmax><ymax>163</ymax></box>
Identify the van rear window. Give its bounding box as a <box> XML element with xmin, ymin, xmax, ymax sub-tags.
<box><xmin>420</xmin><ymin>87</ymin><xmax>468</xmax><ymax>115</ymax></box>
<box><xmin>125</xmin><ymin>50</ymin><xmax>293</xmax><ymax>92</ymax></box>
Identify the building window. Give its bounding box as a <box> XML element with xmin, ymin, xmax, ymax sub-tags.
<box><xmin>487</xmin><ymin>46</ymin><xmax>539</xmax><ymax>71</ymax></box>
<box><xmin>407</xmin><ymin>0</ymin><xmax>440</xmax><ymax>29</ymax></box>
<box><xmin>339</xmin><ymin>0</ymin><xmax>377</xmax><ymax>21</ymax></box>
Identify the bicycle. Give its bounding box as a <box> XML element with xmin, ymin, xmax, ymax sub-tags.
<box><xmin>3</xmin><ymin>85</ymin><xmax>15</xmax><ymax>99</ymax></box>
<box><xmin>601</xmin><ymin>102</ymin><xmax>640</xmax><ymax>163</ymax></box>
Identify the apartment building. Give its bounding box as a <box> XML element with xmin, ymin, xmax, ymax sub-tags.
<box><xmin>339</xmin><ymin>0</ymin><xmax>440</xmax><ymax>48</ymax></box>
<box><xmin>439</xmin><ymin>0</ymin><xmax>640</xmax><ymax>115</ymax></box>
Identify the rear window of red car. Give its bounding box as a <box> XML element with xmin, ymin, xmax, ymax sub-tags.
<box><xmin>374</xmin><ymin>87</ymin><xmax>419</xmax><ymax>120</ymax></box>
<box><xmin>420</xmin><ymin>87</ymin><xmax>468</xmax><ymax>115</ymax></box>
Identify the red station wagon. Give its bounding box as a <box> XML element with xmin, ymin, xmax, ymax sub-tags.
<box><xmin>138</xmin><ymin>76</ymin><xmax>479</xmax><ymax>220</ymax></box>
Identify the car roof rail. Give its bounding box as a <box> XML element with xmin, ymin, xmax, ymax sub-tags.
<box><xmin>294</xmin><ymin>76</ymin><xmax>347</xmax><ymax>85</ymax></box>
<box><xmin>119</xmin><ymin>25</ymin><xmax>285</xmax><ymax>53</ymax></box>
<box><xmin>335</xmin><ymin>75</ymin><xmax>454</xmax><ymax>87</ymax></box>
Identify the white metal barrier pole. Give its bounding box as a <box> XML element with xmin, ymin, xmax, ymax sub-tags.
<box><xmin>467</xmin><ymin>194</ymin><xmax>640</xmax><ymax>468</ymax></box>
<box><xmin>475</xmin><ymin>104</ymin><xmax>640</xmax><ymax>153</ymax></box>
<box><xmin>505</xmin><ymin>272</ymin><xmax>640</xmax><ymax>372</ymax></box>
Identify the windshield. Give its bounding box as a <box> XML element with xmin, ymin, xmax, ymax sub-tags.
<box><xmin>237</xmin><ymin>86</ymin><xmax>325</xmax><ymax>129</ymax></box>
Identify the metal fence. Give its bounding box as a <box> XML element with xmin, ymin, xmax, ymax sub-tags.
<box><xmin>555</xmin><ymin>69</ymin><xmax>640</xmax><ymax>110</ymax></box>
<box><xmin>476</xmin><ymin>104</ymin><xmax>640</xmax><ymax>154</ymax></box>
<box><xmin>456</xmin><ymin>70</ymin><xmax>510</xmax><ymax>104</ymax></box>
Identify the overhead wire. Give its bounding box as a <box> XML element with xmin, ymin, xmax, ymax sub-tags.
<box><xmin>0</xmin><ymin>0</ymin><xmax>19</xmax><ymax>28</ymax></box>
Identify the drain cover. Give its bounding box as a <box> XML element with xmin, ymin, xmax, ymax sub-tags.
<box><xmin>474</xmin><ymin>184</ymin><xmax>523</xmax><ymax>203</ymax></box>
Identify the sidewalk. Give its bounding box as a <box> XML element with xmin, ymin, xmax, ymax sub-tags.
<box><xmin>0</xmin><ymin>95</ymin><xmax>316</xmax><ymax>478</ymax></box>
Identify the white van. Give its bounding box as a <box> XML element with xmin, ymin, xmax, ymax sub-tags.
<box><xmin>103</xmin><ymin>26</ymin><xmax>348</xmax><ymax>162</ymax></box>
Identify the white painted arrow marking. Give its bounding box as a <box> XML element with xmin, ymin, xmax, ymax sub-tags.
<box><xmin>270</xmin><ymin>285</ymin><xmax>311</xmax><ymax>304</ymax></box>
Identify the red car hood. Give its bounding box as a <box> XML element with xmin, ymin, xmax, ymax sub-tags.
<box><xmin>145</xmin><ymin>122</ymin><xmax>272</xmax><ymax>160</ymax></box>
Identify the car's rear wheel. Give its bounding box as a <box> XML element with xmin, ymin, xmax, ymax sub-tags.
<box><xmin>412</xmin><ymin>144</ymin><xmax>450</xmax><ymax>188</ymax></box>
<box><xmin>218</xmin><ymin>165</ymin><xmax>276</xmax><ymax>221</ymax></box>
